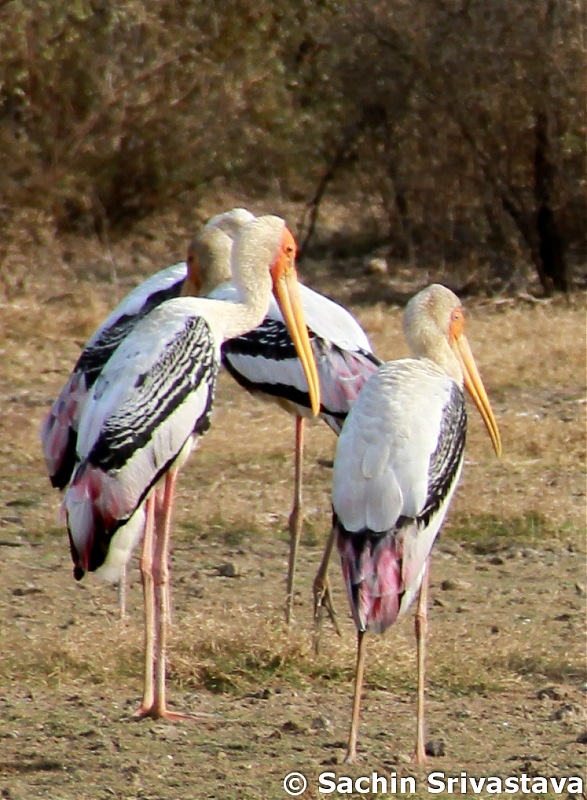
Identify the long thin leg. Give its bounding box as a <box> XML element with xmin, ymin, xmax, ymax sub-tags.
<box><xmin>285</xmin><ymin>416</ymin><xmax>304</xmax><ymax>626</ymax></box>
<box><xmin>151</xmin><ymin>469</ymin><xmax>187</xmax><ymax>721</ymax></box>
<box><xmin>135</xmin><ymin>471</ymin><xmax>216</xmax><ymax>723</ymax></box>
<box><xmin>345</xmin><ymin>629</ymin><xmax>367</xmax><ymax>764</ymax></box>
<box><xmin>312</xmin><ymin>527</ymin><xmax>341</xmax><ymax>652</ymax></box>
<box><xmin>414</xmin><ymin>560</ymin><xmax>430</xmax><ymax>765</ymax></box>
<box><xmin>118</xmin><ymin>566</ymin><xmax>127</xmax><ymax>620</ymax></box>
<box><xmin>154</xmin><ymin>484</ymin><xmax>173</xmax><ymax>627</ymax></box>
<box><xmin>133</xmin><ymin>493</ymin><xmax>156</xmax><ymax>717</ymax></box>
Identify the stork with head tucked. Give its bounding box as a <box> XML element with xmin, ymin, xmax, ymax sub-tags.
<box><xmin>63</xmin><ymin>215</ymin><xmax>320</xmax><ymax>720</ymax></box>
<box><xmin>331</xmin><ymin>283</ymin><xmax>501</xmax><ymax>763</ymax></box>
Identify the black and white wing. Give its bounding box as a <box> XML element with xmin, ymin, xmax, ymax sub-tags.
<box><xmin>64</xmin><ymin>297</ymin><xmax>219</xmax><ymax>579</ymax></box>
<box><xmin>40</xmin><ymin>262</ymin><xmax>187</xmax><ymax>488</ymax></box>
<box><xmin>213</xmin><ymin>281</ymin><xmax>381</xmax><ymax>428</ymax></box>
<box><xmin>333</xmin><ymin>358</ymin><xmax>466</xmax><ymax>631</ymax></box>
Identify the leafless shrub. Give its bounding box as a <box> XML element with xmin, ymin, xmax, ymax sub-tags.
<box><xmin>0</xmin><ymin>0</ymin><xmax>584</xmax><ymax>292</ymax></box>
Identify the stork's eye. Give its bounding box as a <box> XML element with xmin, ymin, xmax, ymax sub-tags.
<box><xmin>284</xmin><ymin>245</ymin><xmax>295</xmax><ymax>256</ymax></box>
<box><xmin>448</xmin><ymin>306</ymin><xmax>465</xmax><ymax>341</ymax></box>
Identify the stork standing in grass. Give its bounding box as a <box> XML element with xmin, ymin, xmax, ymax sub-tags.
<box><xmin>63</xmin><ymin>216</ymin><xmax>320</xmax><ymax>720</ymax></box>
<box><xmin>331</xmin><ymin>284</ymin><xmax>501</xmax><ymax>763</ymax></box>
<box><xmin>42</xmin><ymin>206</ymin><xmax>379</xmax><ymax>630</ymax></box>
<box><xmin>215</xmin><ymin>272</ymin><xmax>381</xmax><ymax>626</ymax></box>
<box><xmin>40</xmin><ymin>208</ymin><xmax>254</xmax><ymax>614</ymax></box>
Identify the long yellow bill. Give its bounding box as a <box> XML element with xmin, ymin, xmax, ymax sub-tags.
<box><xmin>272</xmin><ymin>267</ymin><xmax>321</xmax><ymax>417</ymax></box>
<box><xmin>453</xmin><ymin>334</ymin><xmax>502</xmax><ymax>457</ymax></box>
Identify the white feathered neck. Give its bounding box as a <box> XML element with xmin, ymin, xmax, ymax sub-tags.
<box><xmin>195</xmin><ymin>215</ymin><xmax>287</xmax><ymax>344</ymax></box>
<box><xmin>403</xmin><ymin>283</ymin><xmax>464</xmax><ymax>387</ymax></box>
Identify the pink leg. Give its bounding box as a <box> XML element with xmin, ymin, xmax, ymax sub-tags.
<box><xmin>154</xmin><ymin>484</ymin><xmax>173</xmax><ymax>626</ymax></box>
<box><xmin>118</xmin><ymin>567</ymin><xmax>127</xmax><ymax>620</ymax></box>
<box><xmin>133</xmin><ymin>473</ymin><xmax>209</xmax><ymax>722</ymax></box>
<box><xmin>118</xmin><ymin>564</ymin><xmax>128</xmax><ymax>622</ymax></box>
<box><xmin>285</xmin><ymin>416</ymin><xmax>304</xmax><ymax>626</ymax></box>
<box><xmin>133</xmin><ymin>493</ymin><xmax>156</xmax><ymax>717</ymax></box>
<box><xmin>312</xmin><ymin>527</ymin><xmax>341</xmax><ymax>652</ymax></box>
<box><xmin>344</xmin><ymin>629</ymin><xmax>367</xmax><ymax>764</ymax></box>
<box><xmin>414</xmin><ymin>560</ymin><xmax>430</xmax><ymax>765</ymax></box>
<box><xmin>151</xmin><ymin>469</ymin><xmax>189</xmax><ymax>721</ymax></box>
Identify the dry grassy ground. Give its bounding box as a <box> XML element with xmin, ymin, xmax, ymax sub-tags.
<box><xmin>0</xmin><ymin>233</ymin><xmax>585</xmax><ymax>800</ymax></box>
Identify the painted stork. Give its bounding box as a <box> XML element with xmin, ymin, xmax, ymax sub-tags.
<box><xmin>331</xmin><ymin>283</ymin><xmax>501</xmax><ymax>763</ymax></box>
<box><xmin>63</xmin><ymin>215</ymin><xmax>320</xmax><ymax>720</ymax></box>
<box><xmin>212</xmin><ymin>274</ymin><xmax>381</xmax><ymax>626</ymax></box>
<box><xmin>40</xmin><ymin>208</ymin><xmax>254</xmax><ymax>614</ymax></box>
<box><xmin>40</xmin><ymin>208</ymin><xmax>254</xmax><ymax>491</ymax></box>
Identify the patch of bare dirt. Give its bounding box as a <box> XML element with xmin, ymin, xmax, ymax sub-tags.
<box><xmin>0</xmin><ymin>230</ymin><xmax>585</xmax><ymax>799</ymax></box>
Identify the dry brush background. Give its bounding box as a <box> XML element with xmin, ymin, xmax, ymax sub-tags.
<box><xmin>0</xmin><ymin>1</ymin><xmax>586</xmax><ymax>798</ymax></box>
<box><xmin>0</xmin><ymin>259</ymin><xmax>585</xmax><ymax>798</ymax></box>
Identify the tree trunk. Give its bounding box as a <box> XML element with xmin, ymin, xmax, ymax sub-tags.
<box><xmin>385</xmin><ymin>145</ymin><xmax>416</xmax><ymax>266</ymax></box>
<box><xmin>298</xmin><ymin>117</ymin><xmax>366</xmax><ymax>259</ymax></box>
<box><xmin>534</xmin><ymin>109</ymin><xmax>569</xmax><ymax>293</ymax></box>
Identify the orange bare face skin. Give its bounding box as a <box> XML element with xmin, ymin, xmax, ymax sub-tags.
<box><xmin>270</xmin><ymin>226</ymin><xmax>297</xmax><ymax>282</ymax></box>
<box><xmin>181</xmin><ymin>246</ymin><xmax>203</xmax><ymax>297</ymax></box>
<box><xmin>449</xmin><ymin>307</ymin><xmax>465</xmax><ymax>343</ymax></box>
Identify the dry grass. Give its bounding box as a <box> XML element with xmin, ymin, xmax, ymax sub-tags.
<box><xmin>0</xmin><ymin>238</ymin><xmax>585</xmax><ymax>799</ymax></box>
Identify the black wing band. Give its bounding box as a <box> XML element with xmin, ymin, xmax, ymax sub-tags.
<box><xmin>416</xmin><ymin>384</ymin><xmax>467</xmax><ymax>528</ymax></box>
<box><xmin>89</xmin><ymin>316</ymin><xmax>218</xmax><ymax>472</ymax></box>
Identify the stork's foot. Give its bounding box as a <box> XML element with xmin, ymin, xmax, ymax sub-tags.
<box><xmin>132</xmin><ymin>703</ymin><xmax>197</xmax><ymax>722</ymax></box>
<box><xmin>313</xmin><ymin>574</ymin><xmax>341</xmax><ymax>653</ymax></box>
<box><xmin>132</xmin><ymin>701</ymin><xmax>155</xmax><ymax>720</ymax></box>
<box><xmin>131</xmin><ymin>697</ymin><xmax>218</xmax><ymax>722</ymax></box>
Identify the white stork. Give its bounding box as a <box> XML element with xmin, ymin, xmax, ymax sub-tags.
<box><xmin>213</xmin><ymin>274</ymin><xmax>381</xmax><ymax>626</ymax></box>
<box><xmin>331</xmin><ymin>283</ymin><xmax>501</xmax><ymax>763</ymax></box>
<box><xmin>63</xmin><ymin>216</ymin><xmax>320</xmax><ymax>720</ymax></box>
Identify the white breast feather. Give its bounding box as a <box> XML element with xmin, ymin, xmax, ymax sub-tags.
<box><xmin>333</xmin><ymin>359</ymin><xmax>456</xmax><ymax>534</ymax></box>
